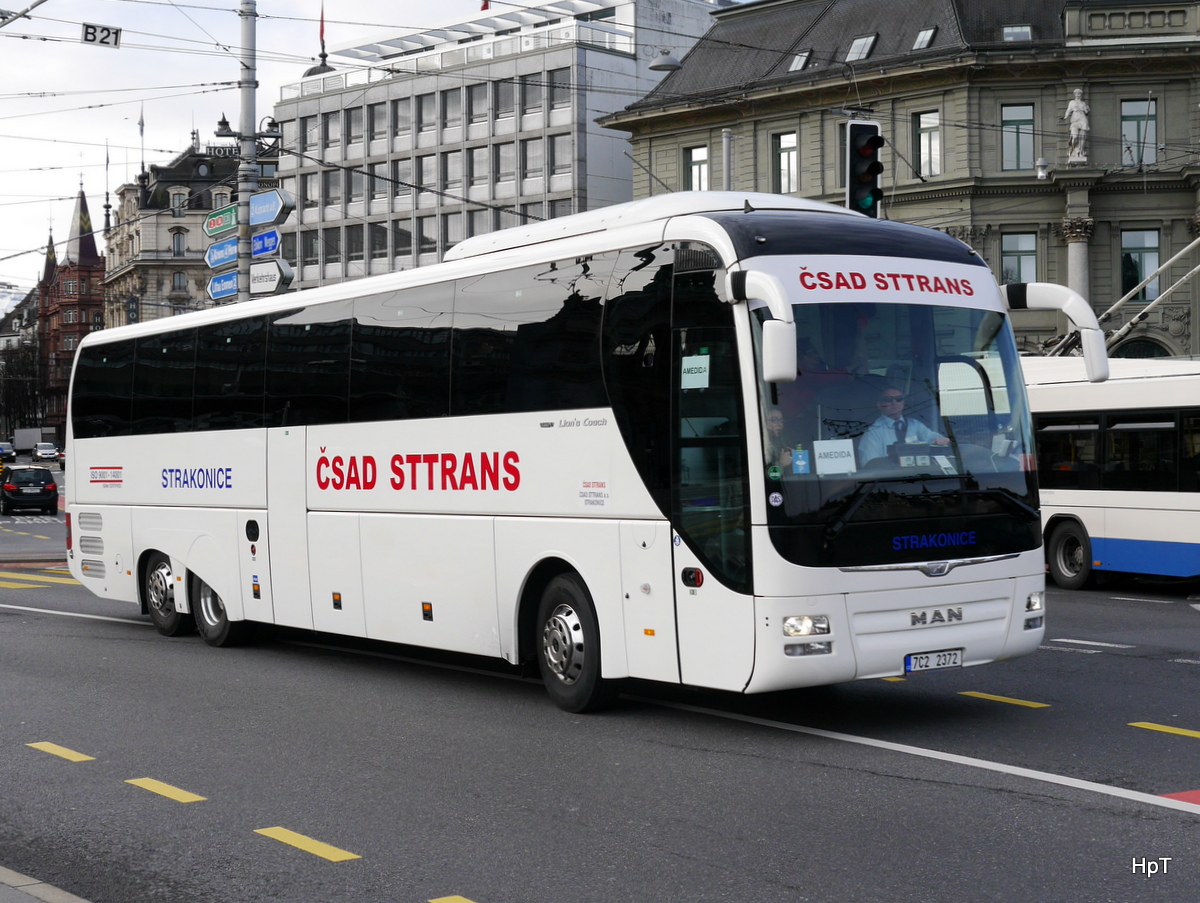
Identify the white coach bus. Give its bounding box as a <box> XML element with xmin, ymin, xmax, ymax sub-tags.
<box><xmin>1024</xmin><ymin>355</ymin><xmax>1200</xmax><ymax>588</ymax></box>
<box><xmin>65</xmin><ymin>192</ymin><xmax>1103</xmax><ymax>711</ymax></box>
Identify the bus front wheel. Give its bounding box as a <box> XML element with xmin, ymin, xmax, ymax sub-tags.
<box><xmin>537</xmin><ymin>574</ymin><xmax>616</xmax><ymax>713</ymax></box>
<box><xmin>144</xmin><ymin>552</ymin><xmax>194</xmax><ymax>636</ymax></box>
<box><xmin>192</xmin><ymin>574</ymin><xmax>251</xmax><ymax>647</ymax></box>
<box><xmin>1048</xmin><ymin>521</ymin><xmax>1094</xmax><ymax>590</ymax></box>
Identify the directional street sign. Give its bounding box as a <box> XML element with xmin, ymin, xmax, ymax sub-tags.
<box><xmin>251</xmin><ymin>228</ymin><xmax>281</xmax><ymax>258</ymax></box>
<box><xmin>249</xmin><ymin>189</ymin><xmax>295</xmax><ymax>227</ymax></box>
<box><xmin>204</xmin><ymin>203</ymin><xmax>238</xmax><ymax>237</ymax></box>
<box><xmin>205</xmin><ymin>235</ymin><xmax>239</xmax><ymax>270</ymax></box>
<box><xmin>207</xmin><ymin>271</ymin><xmax>239</xmax><ymax>301</ymax></box>
<box><xmin>249</xmin><ymin>259</ymin><xmax>294</xmax><ymax>295</ymax></box>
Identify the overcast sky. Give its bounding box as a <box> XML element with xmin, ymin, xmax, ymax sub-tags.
<box><xmin>0</xmin><ymin>0</ymin><xmax>490</xmax><ymax>288</ymax></box>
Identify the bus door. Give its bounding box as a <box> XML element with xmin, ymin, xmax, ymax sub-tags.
<box><xmin>237</xmin><ymin>511</ymin><xmax>275</xmax><ymax>624</ymax></box>
<box><xmin>670</xmin><ymin>264</ymin><xmax>756</xmax><ymax>692</ymax></box>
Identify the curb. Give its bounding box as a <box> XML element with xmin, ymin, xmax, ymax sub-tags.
<box><xmin>0</xmin><ymin>868</ymin><xmax>92</xmax><ymax>903</ymax></box>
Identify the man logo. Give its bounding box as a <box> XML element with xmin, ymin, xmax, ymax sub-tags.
<box><xmin>910</xmin><ymin>607</ymin><xmax>963</xmax><ymax>626</ymax></box>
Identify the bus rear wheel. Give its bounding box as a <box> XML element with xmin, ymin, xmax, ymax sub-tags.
<box><xmin>144</xmin><ymin>552</ymin><xmax>194</xmax><ymax>636</ymax></box>
<box><xmin>1048</xmin><ymin>521</ymin><xmax>1093</xmax><ymax>590</ymax></box>
<box><xmin>192</xmin><ymin>574</ymin><xmax>251</xmax><ymax>647</ymax></box>
<box><xmin>537</xmin><ymin>574</ymin><xmax>616</xmax><ymax>713</ymax></box>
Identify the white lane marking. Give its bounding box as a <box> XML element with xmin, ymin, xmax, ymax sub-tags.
<box><xmin>0</xmin><ymin>603</ymin><xmax>149</xmax><ymax>626</ymax></box>
<box><xmin>641</xmin><ymin>698</ymin><xmax>1200</xmax><ymax>818</ymax></box>
<box><xmin>1050</xmin><ymin>638</ymin><xmax>1135</xmax><ymax>649</ymax></box>
<box><xmin>1038</xmin><ymin>645</ymin><xmax>1101</xmax><ymax>654</ymax></box>
<box><xmin>1170</xmin><ymin>659</ymin><xmax>1200</xmax><ymax>666</ymax></box>
<box><xmin>1111</xmin><ymin>597</ymin><xmax>1174</xmax><ymax>604</ymax></box>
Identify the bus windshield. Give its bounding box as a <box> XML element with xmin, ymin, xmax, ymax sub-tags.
<box><xmin>752</xmin><ymin>300</ymin><xmax>1037</xmax><ymax>568</ymax></box>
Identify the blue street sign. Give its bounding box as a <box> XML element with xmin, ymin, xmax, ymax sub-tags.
<box><xmin>248</xmin><ymin>188</ymin><xmax>294</xmax><ymax>227</ymax></box>
<box><xmin>205</xmin><ymin>235</ymin><xmax>239</xmax><ymax>270</ymax></box>
<box><xmin>207</xmin><ymin>271</ymin><xmax>239</xmax><ymax>301</ymax></box>
<box><xmin>251</xmin><ymin>228</ymin><xmax>281</xmax><ymax>258</ymax></box>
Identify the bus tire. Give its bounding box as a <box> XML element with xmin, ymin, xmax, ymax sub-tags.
<box><xmin>144</xmin><ymin>552</ymin><xmax>195</xmax><ymax>636</ymax></box>
<box><xmin>537</xmin><ymin>574</ymin><xmax>616</xmax><ymax>713</ymax></box>
<box><xmin>192</xmin><ymin>573</ymin><xmax>251</xmax><ymax>647</ymax></box>
<box><xmin>1048</xmin><ymin>521</ymin><xmax>1093</xmax><ymax>590</ymax></box>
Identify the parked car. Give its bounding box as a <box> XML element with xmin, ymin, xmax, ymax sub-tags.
<box><xmin>32</xmin><ymin>442</ymin><xmax>59</xmax><ymax>464</ymax></box>
<box><xmin>0</xmin><ymin>465</ymin><xmax>59</xmax><ymax>515</ymax></box>
<box><xmin>0</xmin><ymin>442</ymin><xmax>14</xmax><ymax>463</ymax></box>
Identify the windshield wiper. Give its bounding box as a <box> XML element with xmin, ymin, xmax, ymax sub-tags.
<box><xmin>823</xmin><ymin>473</ymin><xmax>965</xmax><ymax>539</ymax></box>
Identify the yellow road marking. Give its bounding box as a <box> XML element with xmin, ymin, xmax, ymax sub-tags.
<box><xmin>959</xmin><ymin>691</ymin><xmax>1050</xmax><ymax>709</ymax></box>
<box><xmin>0</xmin><ymin>571</ymin><xmax>79</xmax><ymax>585</ymax></box>
<box><xmin>430</xmin><ymin>897</ymin><xmax>479</xmax><ymax>903</ymax></box>
<box><xmin>881</xmin><ymin>677</ymin><xmax>906</xmax><ymax>682</ymax></box>
<box><xmin>28</xmin><ymin>742</ymin><xmax>95</xmax><ymax>762</ymax></box>
<box><xmin>0</xmin><ymin>581</ymin><xmax>42</xmax><ymax>589</ymax></box>
<box><xmin>1130</xmin><ymin>721</ymin><xmax>1200</xmax><ymax>739</ymax></box>
<box><xmin>254</xmin><ymin>827</ymin><xmax>361</xmax><ymax>862</ymax></box>
<box><xmin>126</xmin><ymin>778</ymin><xmax>206</xmax><ymax>803</ymax></box>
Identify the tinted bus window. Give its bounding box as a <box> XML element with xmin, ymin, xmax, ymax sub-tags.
<box><xmin>194</xmin><ymin>316</ymin><xmax>267</xmax><ymax>431</ymax></box>
<box><xmin>132</xmin><ymin>329</ymin><xmax>196</xmax><ymax>435</ymax></box>
<box><xmin>72</xmin><ymin>339</ymin><xmax>136</xmax><ymax>439</ymax></box>
<box><xmin>351</xmin><ymin>284</ymin><xmax>453</xmax><ymax>422</ymax></box>
<box><xmin>266</xmin><ymin>307</ymin><xmax>352</xmax><ymax>427</ymax></box>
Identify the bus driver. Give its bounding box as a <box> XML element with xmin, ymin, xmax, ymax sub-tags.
<box><xmin>858</xmin><ymin>386</ymin><xmax>948</xmax><ymax>465</ymax></box>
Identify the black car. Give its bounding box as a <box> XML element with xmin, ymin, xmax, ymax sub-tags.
<box><xmin>0</xmin><ymin>442</ymin><xmax>14</xmax><ymax>463</ymax></box>
<box><xmin>0</xmin><ymin>465</ymin><xmax>59</xmax><ymax>515</ymax></box>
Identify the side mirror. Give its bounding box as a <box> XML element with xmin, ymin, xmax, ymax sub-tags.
<box><xmin>762</xmin><ymin>320</ymin><xmax>797</xmax><ymax>383</ymax></box>
<box><xmin>1002</xmin><ymin>283</ymin><xmax>1109</xmax><ymax>383</ymax></box>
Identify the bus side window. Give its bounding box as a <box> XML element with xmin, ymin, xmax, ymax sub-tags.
<box><xmin>72</xmin><ymin>339</ymin><xmax>136</xmax><ymax>439</ymax></box>
<box><xmin>266</xmin><ymin>306</ymin><xmax>352</xmax><ymax>427</ymax></box>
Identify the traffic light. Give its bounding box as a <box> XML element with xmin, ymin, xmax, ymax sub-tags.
<box><xmin>846</xmin><ymin>121</ymin><xmax>885</xmax><ymax>218</ymax></box>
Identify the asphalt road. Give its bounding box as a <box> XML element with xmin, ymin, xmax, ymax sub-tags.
<box><xmin>0</xmin><ymin>566</ymin><xmax>1197</xmax><ymax>902</ymax></box>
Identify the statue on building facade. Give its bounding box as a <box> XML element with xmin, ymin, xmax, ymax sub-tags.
<box><xmin>1062</xmin><ymin>88</ymin><xmax>1090</xmax><ymax>164</ymax></box>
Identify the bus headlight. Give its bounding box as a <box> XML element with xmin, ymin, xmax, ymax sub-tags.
<box><xmin>1026</xmin><ymin>591</ymin><xmax>1044</xmax><ymax>612</ymax></box>
<box><xmin>783</xmin><ymin>615</ymin><xmax>830</xmax><ymax>637</ymax></box>
<box><xmin>785</xmin><ymin>641</ymin><xmax>833</xmax><ymax>656</ymax></box>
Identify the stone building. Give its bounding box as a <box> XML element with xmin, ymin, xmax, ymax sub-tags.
<box><xmin>601</xmin><ymin>0</ymin><xmax>1200</xmax><ymax>356</ymax></box>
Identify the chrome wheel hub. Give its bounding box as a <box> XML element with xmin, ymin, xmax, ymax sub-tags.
<box><xmin>542</xmin><ymin>603</ymin><xmax>584</xmax><ymax>685</ymax></box>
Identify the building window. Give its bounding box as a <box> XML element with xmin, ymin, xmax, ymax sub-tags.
<box><xmin>323</xmin><ymin>226</ymin><xmax>341</xmax><ymax>265</ymax></box>
<box><xmin>302</xmin><ymin>172</ymin><xmax>319</xmax><ymax>208</ymax></box>
<box><xmin>548</xmin><ymin>69</ymin><xmax>571</xmax><ymax>109</ymax></box>
<box><xmin>368</xmin><ymin>103</ymin><xmax>386</xmax><ymax>141</ymax></box>
<box><xmin>521</xmin><ymin>137</ymin><xmax>544</xmax><ymax>180</ymax></box>
<box><xmin>467</xmin><ymin>84</ymin><xmax>488</xmax><ymax>123</ymax></box>
<box><xmin>171</xmin><ymin>271</ymin><xmax>187</xmax><ymax>292</ymax></box>
<box><xmin>391</xmin><ymin>98</ymin><xmax>411</xmax><ymax>137</ymax></box>
<box><xmin>369</xmin><ymin>223</ymin><xmax>388</xmax><ymax>260</ymax></box>
<box><xmin>345</xmin><ymin>107</ymin><xmax>364</xmax><ymax>146</ymax></box>
<box><xmin>213</xmin><ymin>190</ymin><xmax>230</xmax><ymax>208</ymax></box>
<box><xmin>441</xmin><ymin>88</ymin><xmax>461</xmax><ymax>129</ymax></box>
<box><xmin>789</xmin><ymin>51</ymin><xmax>810</xmax><ymax>72</ymax></box>
<box><xmin>470</xmin><ymin>146</ymin><xmax>489</xmax><ymax>184</ymax></box>
<box><xmin>443</xmin><ymin>212</ymin><xmax>463</xmax><ymax>249</ymax></box>
<box><xmin>418</xmin><ymin>154</ymin><xmax>436</xmax><ymax>192</ymax></box>
<box><xmin>1121</xmin><ymin>230</ymin><xmax>1160</xmax><ymax>301</ymax></box>
<box><xmin>170</xmin><ymin>191</ymin><xmax>187</xmax><ymax>216</ymax></box>
<box><xmin>171</xmin><ymin>232</ymin><xmax>186</xmax><ymax>257</ymax></box>
<box><xmin>520</xmin><ymin>75</ymin><xmax>543</xmax><ymax>114</ymax></box>
<box><xmin>370</xmin><ymin>162</ymin><xmax>388</xmax><ymax>199</ymax></box>
<box><xmin>468</xmin><ymin>209</ymin><xmax>489</xmax><ymax>237</ymax></box>
<box><xmin>393</xmin><ymin>220</ymin><xmax>413</xmax><ymax>258</ymax></box>
<box><xmin>442</xmin><ymin>150</ymin><xmax>463</xmax><ymax>190</ymax></box>
<box><xmin>772</xmin><ymin>132</ymin><xmax>798</xmax><ymax>194</ymax></box>
<box><xmin>417</xmin><ymin>93</ymin><xmax>436</xmax><ymax>133</ymax></box>
<box><xmin>685</xmin><ymin>146</ymin><xmax>708</xmax><ymax>191</ymax></box>
<box><xmin>346</xmin><ymin>224</ymin><xmax>364</xmax><ymax>262</ymax></box>
<box><xmin>417</xmin><ymin>216</ymin><xmax>437</xmax><ymax>255</ymax></box>
<box><xmin>1001</xmin><ymin>104</ymin><xmax>1034</xmax><ymax>171</ymax></box>
<box><xmin>1000</xmin><ymin>233</ymin><xmax>1037</xmax><ymax>284</ymax></box>
<box><xmin>495</xmin><ymin>79</ymin><xmax>515</xmax><ymax>119</ymax></box>
<box><xmin>1002</xmin><ymin>25</ymin><xmax>1032</xmax><ymax>41</ymax></box>
<box><xmin>393</xmin><ymin>158</ymin><xmax>412</xmax><ymax>197</ymax></box>
<box><xmin>300</xmin><ymin>116</ymin><xmax>316</xmax><ymax>151</ymax></box>
<box><xmin>846</xmin><ymin>35</ymin><xmax>877</xmax><ymax>62</ymax></box>
<box><xmin>549</xmin><ymin>134</ymin><xmax>571</xmax><ymax>175</ymax></box>
<box><xmin>549</xmin><ymin>198</ymin><xmax>573</xmax><ymax>218</ymax></box>
<box><xmin>1122</xmin><ymin>99</ymin><xmax>1157</xmax><ymax>166</ymax></box>
<box><xmin>495</xmin><ymin>142</ymin><xmax>516</xmax><ymax>183</ymax></box>
<box><xmin>322</xmin><ymin>111</ymin><xmax>341</xmax><ymax>148</ymax></box>
<box><xmin>913</xmin><ymin>27</ymin><xmax>937</xmax><ymax>50</ymax></box>
<box><xmin>322</xmin><ymin>169</ymin><xmax>342</xmax><ymax>205</ymax></box>
<box><xmin>302</xmin><ymin>230</ymin><xmax>319</xmax><ymax>266</ymax></box>
<box><xmin>348</xmin><ymin>168</ymin><xmax>364</xmax><ymax>202</ymax></box>
<box><xmin>914</xmin><ymin>111</ymin><xmax>941</xmax><ymax>177</ymax></box>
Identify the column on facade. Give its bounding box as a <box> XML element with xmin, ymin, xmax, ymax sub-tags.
<box><xmin>1060</xmin><ymin>216</ymin><xmax>1095</xmax><ymax>303</ymax></box>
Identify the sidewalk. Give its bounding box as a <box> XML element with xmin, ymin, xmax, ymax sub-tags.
<box><xmin>0</xmin><ymin>868</ymin><xmax>92</xmax><ymax>903</ymax></box>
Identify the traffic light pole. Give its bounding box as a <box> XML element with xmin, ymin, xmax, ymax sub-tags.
<box><xmin>235</xmin><ymin>0</ymin><xmax>259</xmax><ymax>304</ymax></box>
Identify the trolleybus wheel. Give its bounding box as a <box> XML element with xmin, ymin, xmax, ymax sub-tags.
<box><xmin>537</xmin><ymin>573</ymin><xmax>616</xmax><ymax>713</ymax></box>
<box><xmin>1048</xmin><ymin>521</ymin><xmax>1094</xmax><ymax>590</ymax></box>
<box><xmin>144</xmin><ymin>552</ymin><xmax>194</xmax><ymax>636</ymax></box>
<box><xmin>192</xmin><ymin>573</ymin><xmax>250</xmax><ymax>647</ymax></box>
